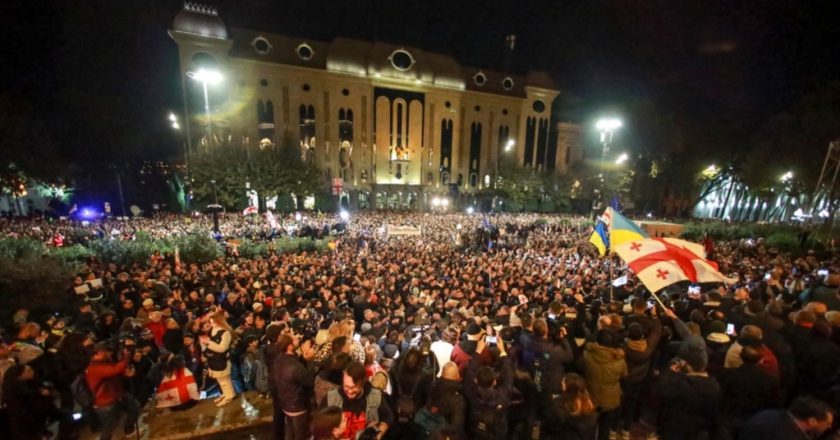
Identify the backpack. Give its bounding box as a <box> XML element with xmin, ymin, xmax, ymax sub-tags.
<box><xmin>413</xmin><ymin>406</ymin><xmax>447</xmax><ymax>439</ymax></box>
<box><xmin>71</xmin><ymin>374</ymin><xmax>93</xmax><ymax>408</ymax></box>
<box><xmin>72</xmin><ymin>372</ymin><xmax>105</xmax><ymax>408</ymax></box>
<box><xmin>469</xmin><ymin>400</ymin><xmax>504</xmax><ymax>439</ymax></box>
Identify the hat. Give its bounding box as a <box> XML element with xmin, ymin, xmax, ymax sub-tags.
<box><xmin>142</xmin><ymin>298</ymin><xmax>154</xmax><ymax>307</ymax></box>
<box><xmin>383</xmin><ymin>344</ymin><xmax>399</xmax><ymax>359</ymax></box>
<box><xmin>706</xmin><ymin>332</ymin><xmax>730</xmax><ymax>344</ymax></box>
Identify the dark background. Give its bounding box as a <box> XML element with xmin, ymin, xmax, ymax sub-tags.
<box><xmin>2</xmin><ymin>0</ymin><xmax>837</xmax><ymax>180</ymax></box>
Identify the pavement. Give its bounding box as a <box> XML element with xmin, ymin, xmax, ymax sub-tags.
<box><xmin>80</xmin><ymin>391</ymin><xmax>274</xmax><ymax>440</ymax></box>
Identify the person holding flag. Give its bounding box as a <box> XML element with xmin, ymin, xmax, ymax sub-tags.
<box><xmin>155</xmin><ymin>353</ymin><xmax>200</xmax><ymax>410</ymax></box>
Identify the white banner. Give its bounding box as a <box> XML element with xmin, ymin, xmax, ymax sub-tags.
<box><xmin>386</xmin><ymin>225</ymin><xmax>422</xmax><ymax>237</ymax></box>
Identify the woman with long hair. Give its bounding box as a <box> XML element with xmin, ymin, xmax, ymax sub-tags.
<box><xmin>540</xmin><ymin>373</ymin><xmax>598</xmax><ymax>440</ymax></box>
<box><xmin>201</xmin><ymin>311</ymin><xmax>236</xmax><ymax>406</ymax></box>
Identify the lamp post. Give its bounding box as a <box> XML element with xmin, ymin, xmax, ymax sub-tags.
<box><xmin>595</xmin><ymin>118</ymin><xmax>622</xmax><ymax>213</ymax></box>
<box><xmin>494</xmin><ymin>138</ymin><xmax>515</xmax><ymax>210</ymax></box>
<box><xmin>169</xmin><ymin>113</ymin><xmax>191</xmax><ymax>213</ymax></box>
<box><xmin>209</xmin><ymin>179</ymin><xmax>221</xmax><ymax>234</ymax></box>
<box><xmin>186</xmin><ymin>69</ymin><xmax>223</xmax><ymax>149</ymax></box>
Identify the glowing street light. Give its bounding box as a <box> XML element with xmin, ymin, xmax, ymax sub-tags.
<box><xmin>466</xmin><ymin>206</ymin><xmax>475</xmax><ymax>214</ymax></box>
<box><xmin>596</xmin><ymin>118</ymin><xmax>623</xmax><ymax>132</ymax></box>
<box><xmin>780</xmin><ymin>171</ymin><xmax>793</xmax><ymax>182</ymax></box>
<box><xmin>169</xmin><ymin>113</ymin><xmax>177</xmax><ymax>123</ymax></box>
<box><xmin>595</xmin><ymin>117</ymin><xmax>622</xmax><ymax>213</ymax></box>
<box><xmin>186</xmin><ymin>68</ymin><xmax>224</xmax><ymax>148</ymax></box>
<box><xmin>339</xmin><ymin>210</ymin><xmax>350</xmax><ymax>221</ymax></box>
<box><xmin>504</xmin><ymin>139</ymin><xmax>515</xmax><ymax>152</ymax></box>
<box><xmin>615</xmin><ymin>152</ymin><xmax>629</xmax><ymax>165</ymax></box>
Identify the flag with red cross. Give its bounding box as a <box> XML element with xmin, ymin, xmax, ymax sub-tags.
<box><xmin>614</xmin><ymin>237</ymin><xmax>738</xmax><ymax>293</ymax></box>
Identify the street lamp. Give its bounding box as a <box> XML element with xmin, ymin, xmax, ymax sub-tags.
<box><xmin>186</xmin><ymin>68</ymin><xmax>223</xmax><ymax>148</ymax></box>
<box><xmin>615</xmin><ymin>152</ymin><xmax>629</xmax><ymax>165</ymax></box>
<box><xmin>780</xmin><ymin>171</ymin><xmax>793</xmax><ymax>182</ymax></box>
<box><xmin>168</xmin><ymin>112</ymin><xmax>190</xmax><ymax>213</ymax></box>
<box><xmin>504</xmin><ymin>139</ymin><xmax>515</xmax><ymax>152</ymax></box>
<box><xmin>595</xmin><ymin>118</ymin><xmax>622</xmax><ymax>212</ymax></box>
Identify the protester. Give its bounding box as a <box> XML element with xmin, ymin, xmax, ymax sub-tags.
<box><xmin>85</xmin><ymin>342</ymin><xmax>140</xmax><ymax>440</ymax></box>
<box><xmin>0</xmin><ymin>211</ymin><xmax>839</xmax><ymax>440</ymax></box>
<box><xmin>201</xmin><ymin>311</ymin><xmax>236</xmax><ymax>406</ymax></box>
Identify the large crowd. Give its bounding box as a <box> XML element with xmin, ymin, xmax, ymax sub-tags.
<box><xmin>1</xmin><ymin>211</ymin><xmax>839</xmax><ymax>440</ymax></box>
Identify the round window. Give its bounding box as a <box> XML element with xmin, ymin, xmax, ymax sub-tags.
<box><xmin>532</xmin><ymin>100</ymin><xmax>546</xmax><ymax>113</ymax></box>
<box><xmin>342</xmin><ymin>88</ymin><xmax>350</xmax><ymax>96</ymax></box>
<box><xmin>253</xmin><ymin>38</ymin><xmax>270</xmax><ymax>54</ymax></box>
<box><xmin>474</xmin><ymin>105</ymin><xmax>481</xmax><ymax>112</ymax></box>
<box><xmin>302</xmin><ymin>84</ymin><xmax>311</xmax><ymax>92</ymax></box>
<box><xmin>502</xmin><ymin>108</ymin><xmax>508</xmax><ymax>115</ymax></box>
<box><xmin>473</xmin><ymin>72</ymin><xmax>487</xmax><ymax>87</ymax></box>
<box><xmin>260</xmin><ymin>79</ymin><xmax>268</xmax><ymax>87</ymax></box>
<box><xmin>502</xmin><ymin>77</ymin><xmax>514</xmax><ymax>91</ymax></box>
<box><xmin>389</xmin><ymin>50</ymin><xmax>414</xmax><ymax>71</ymax></box>
<box><xmin>296</xmin><ymin>43</ymin><xmax>314</xmax><ymax>61</ymax></box>
<box><xmin>444</xmin><ymin>101</ymin><xmax>451</xmax><ymax>108</ymax></box>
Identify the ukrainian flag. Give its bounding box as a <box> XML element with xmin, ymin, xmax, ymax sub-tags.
<box><xmin>589</xmin><ymin>219</ymin><xmax>610</xmax><ymax>256</ymax></box>
<box><xmin>607</xmin><ymin>207</ymin><xmax>648</xmax><ymax>248</ymax></box>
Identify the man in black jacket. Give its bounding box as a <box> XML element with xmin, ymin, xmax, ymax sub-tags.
<box><xmin>464</xmin><ymin>335</ymin><xmax>514</xmax><ymax>440</ymax></box>
<box><xmin>719</xmin><ymin>346</ymin><xmax>781</xmax><ymax>435</ymax></box>
<box><xmin>425</xmin><ymin>361</ymin><xmax>467</xmax><ymax>439</ymax></box>
<box><xmin>270</xmin><ymin>332</ymin><xmax>314</xmax><ymax>440</ymax></box>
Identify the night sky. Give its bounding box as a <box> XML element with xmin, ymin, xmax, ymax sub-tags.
<box><xmin>2</xmin><ymin>0</ymin><xmax>838</xmax><ymax>172</ymax></box>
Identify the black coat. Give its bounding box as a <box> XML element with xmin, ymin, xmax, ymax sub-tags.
<box><xmin>739</xmin><ymin>409</ymin><xmax>811</xmax><ymax>440</ymax></box>
<box><xmin>655</xmin><ymin>371</ymin><xmax>722</xmax><ymax>440</ymax></box>
<box><xmin>427</xmin><ymin>378</ymin><xmax>467</xmax><ymax>440</ymax></box>
<box><xmin>463</xmin><ymin>355</ymin><xmax>514</xmax><ymax>440</ymax></box>
<box><xmin>719</xmin><ymin>363</ymin><xmax>781</xmax><ymax>423</ymax></box>
<box><xmin>270</xmin><ymin>351</ymin><xmax>314</xmax><ymax>413</ymax></box>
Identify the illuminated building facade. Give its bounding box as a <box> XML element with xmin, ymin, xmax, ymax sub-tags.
<box><xmin>170</xmin><ymin>3</ymin><xmax>582</xmax><ymax>209</ymax></box>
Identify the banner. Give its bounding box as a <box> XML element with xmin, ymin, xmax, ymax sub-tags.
<box><xmin>385</xmin><ymin>225</ymin><xmax>422</xmax><ymax>237</ymax></box>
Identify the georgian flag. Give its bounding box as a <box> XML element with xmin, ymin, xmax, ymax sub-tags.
<box><xmin>155</xmin><ymin>368</ymin><xmax>199</xmax><ymax>408</ymax></box>
<box><xmin>614</xmin><ymin>237</ymin><xmax>737</xmax><ymax>293</ymax></box>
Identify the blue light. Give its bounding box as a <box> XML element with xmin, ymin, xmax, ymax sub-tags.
<box><xmin>80</xmin><ymin>207</ymin><xmax>99</xmax><ymax>219</ymax></box>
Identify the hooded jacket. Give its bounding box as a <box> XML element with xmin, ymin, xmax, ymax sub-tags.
<box><xmin>623</xmin><ymin>319</ymin><xmax>662</xmax><ymax>384</ymax></box>
<box><xmin>582</xmin><ymin>342</ymin><xmax>627</xmax><ymax>411</ymax></box>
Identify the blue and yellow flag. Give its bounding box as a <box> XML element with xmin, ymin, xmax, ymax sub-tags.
<box><xmin>589</xmin><ymin>219</ymin><xmax>610</xmax><ymax>256</ymax></box>
<box><xmin>589</xmin><ymin>207</ymin><xmax>648</xmax><ymax>256</ymax></box>
<box><xmin>608</xmin><ymin>207</ymin><xmax>648</xmax><ymax>248</ymax></box>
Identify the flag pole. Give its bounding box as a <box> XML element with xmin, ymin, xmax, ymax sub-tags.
<box><xmin>609</xmin><ymin>251</ymin><xmax>614</xmax><ymax>303</ymax></box>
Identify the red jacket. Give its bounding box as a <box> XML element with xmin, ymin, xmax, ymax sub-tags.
<box><xmin>86</xmin><ymin>358</ymin><xmax>128</xmax><ymax>407</ymax></box>
<box><xmin>146</xmin><ymin>321</ymin><xmax>167</xmax><ymax>347</ymax></box>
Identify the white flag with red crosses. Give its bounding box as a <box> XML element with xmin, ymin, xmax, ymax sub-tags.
<box><xmin>614</xmin><ymin>237</ymin><xmax>738</xmax><ymax>293</ymax></box>
<box><xmin>155</xmin><ymin>368</ymin><xmax>199</xmax><ymax>408</ymax></box>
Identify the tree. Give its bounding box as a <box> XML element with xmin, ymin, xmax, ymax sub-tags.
<box><xmin>189</xmin><ymin>130</ymin><xmax>325</xmax><ymax>211</ymax></box>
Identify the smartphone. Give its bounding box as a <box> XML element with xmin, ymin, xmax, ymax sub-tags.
<box><xmin>485</xmin><ymin>336</ymin><xmax>497</xmax><ymax>344</ymax></box>
<box><xmin>72</xmin><ymin>412</ymin><xmax>83</xmax><ymax>421</ymax></box>
<box><xmin>818</xmin><ymin>269</ymin><xmax>829</xmax><ymax>277</ymax></box>
<box><xmin>726</xmin><ymin>323</ymin><xmax>736</xmax><ymax>336</ymax></box>
<box><xmin>764</xmin><ymin>273</ymin><xmax>772</xmax><ymax>281</ymax></box>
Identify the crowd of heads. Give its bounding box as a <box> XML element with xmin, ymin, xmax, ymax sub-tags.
<box><xmin>1</xmin><ymin>211</ymin><xmax>840</xmax><ymax>439</ymax></box>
